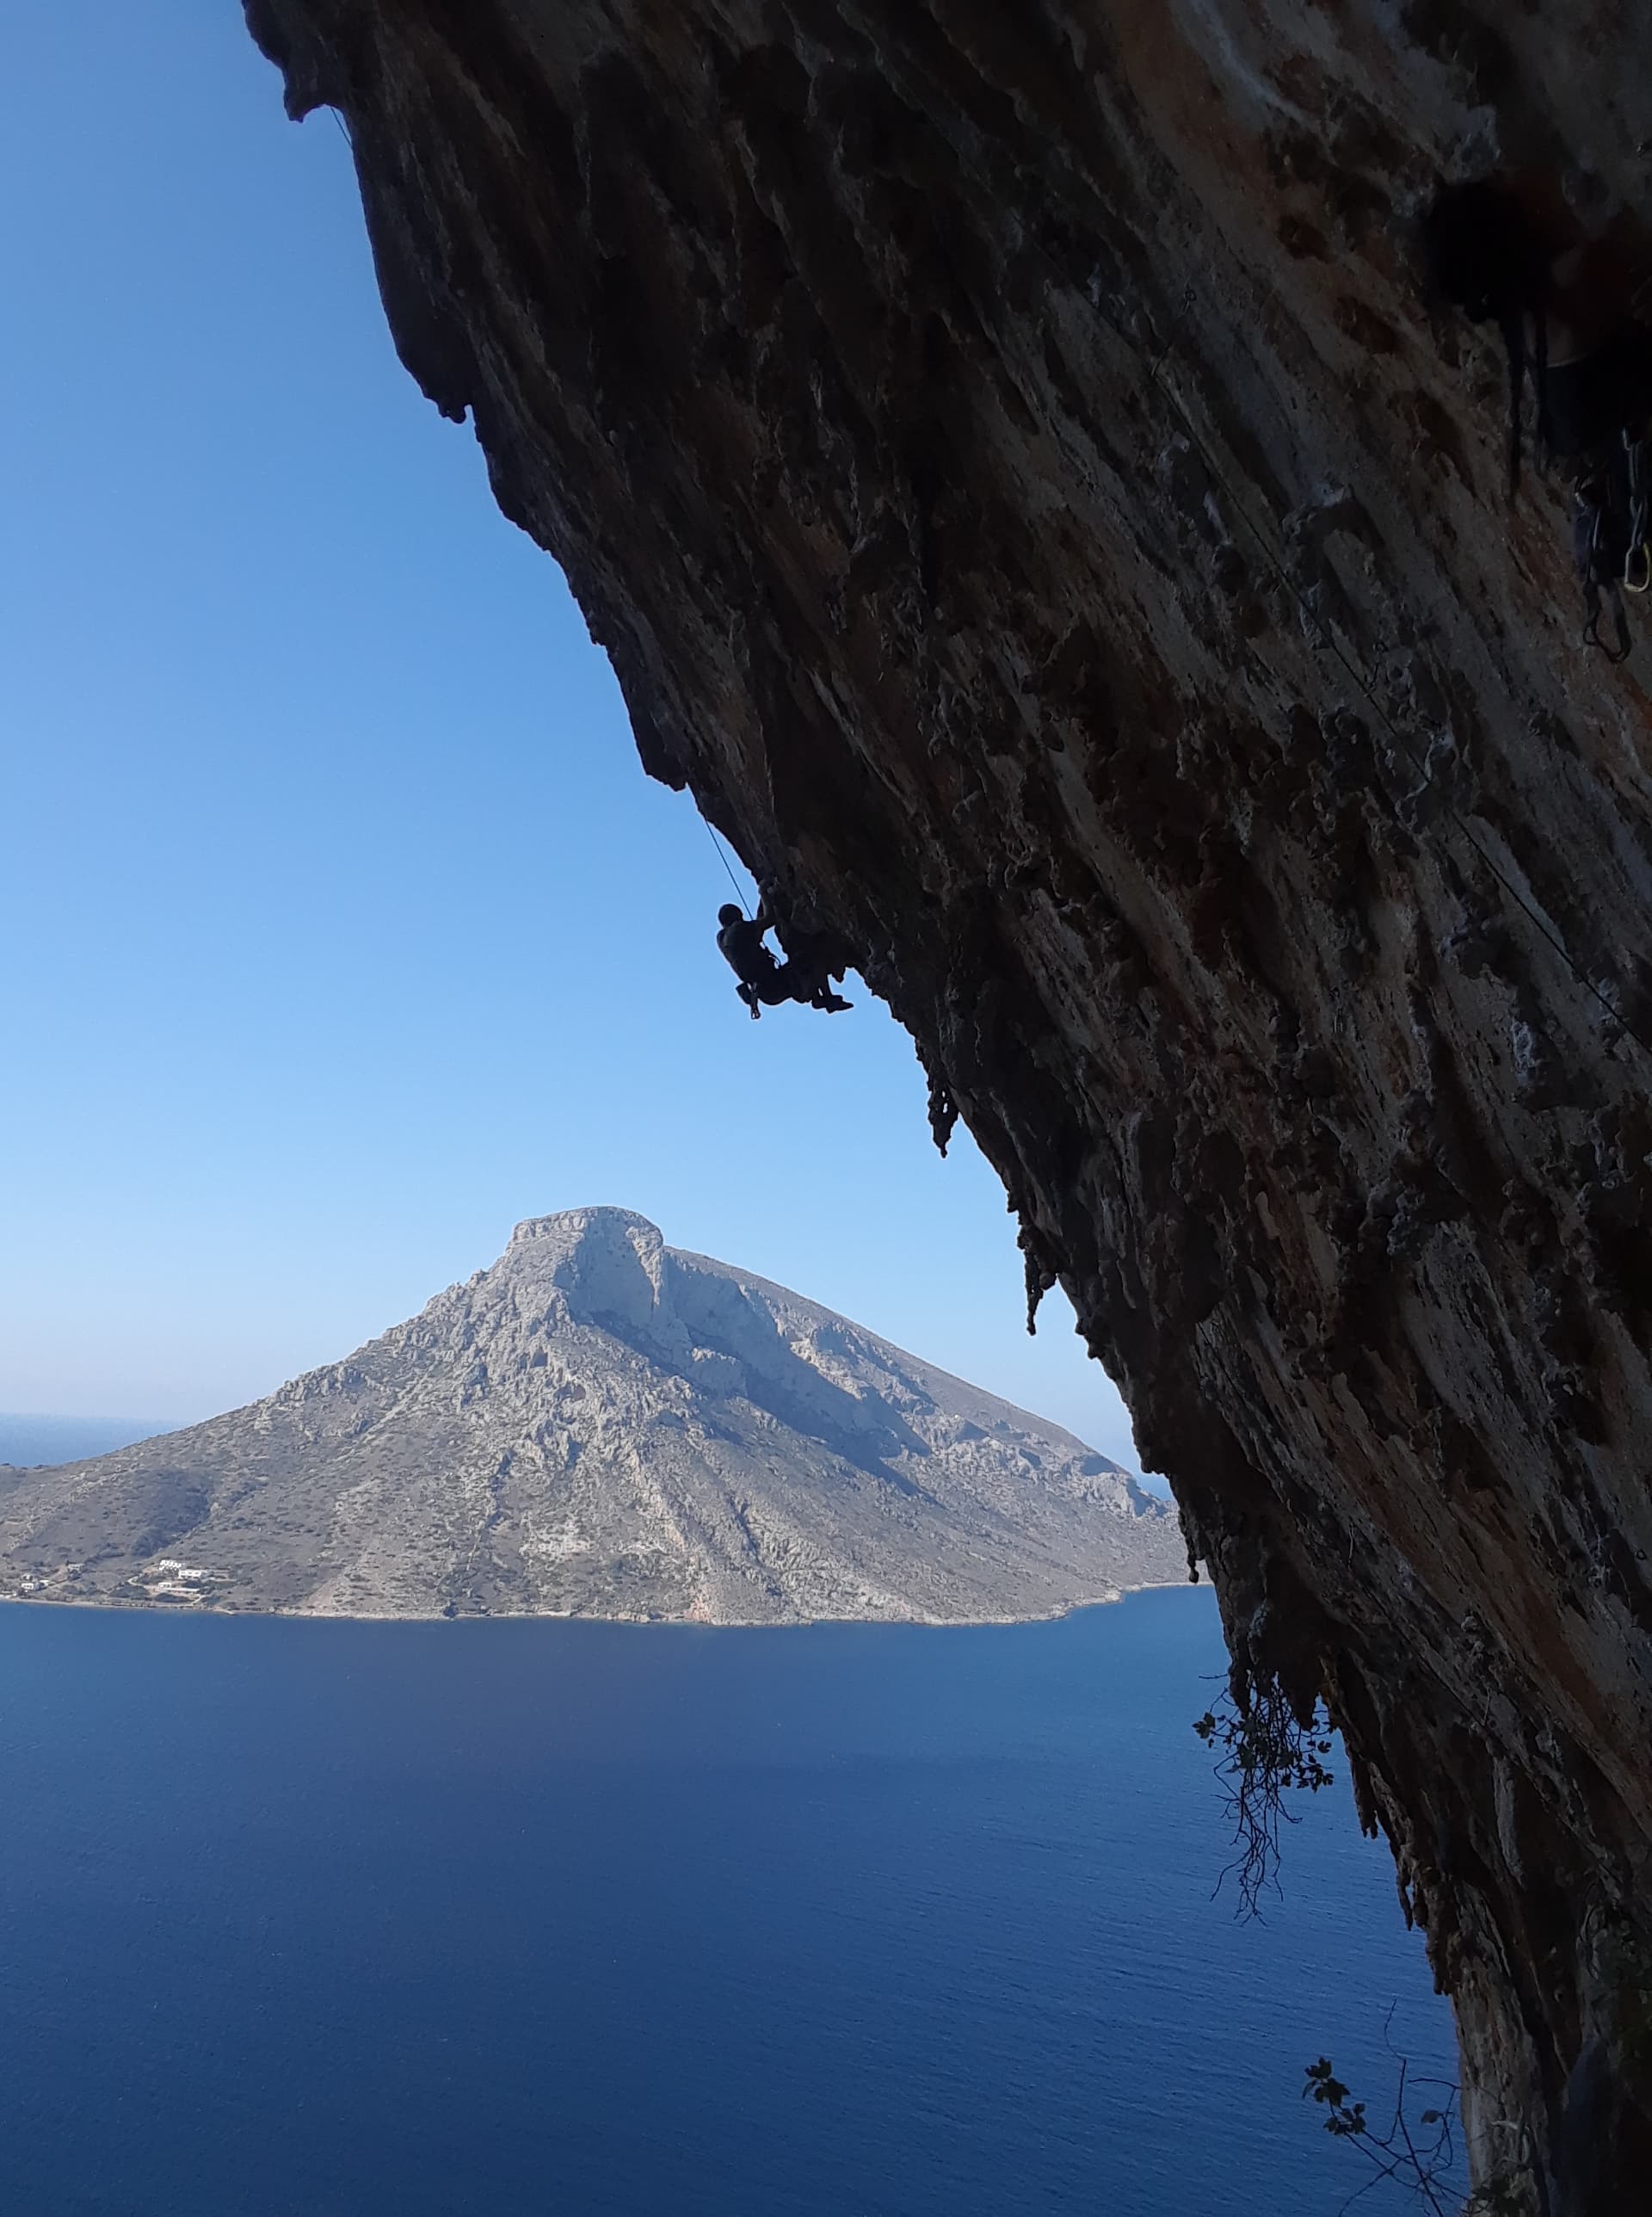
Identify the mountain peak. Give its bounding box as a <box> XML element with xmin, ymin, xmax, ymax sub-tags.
<box><xmin>509</xmin><ymin>1206</ymin><xmax>663</xmax><ymax>1249</ymax></box>
<box><xmin>503</xmin><ymin>1207</ymin><xmax>669</xmax><ymax>1337</ymax></box>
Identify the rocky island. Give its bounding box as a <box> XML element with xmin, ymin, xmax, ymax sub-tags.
<box><xmin>0</xmin><ymin>1208</ymin><xmax>1182</xmax><ymax>1622</ymax></box>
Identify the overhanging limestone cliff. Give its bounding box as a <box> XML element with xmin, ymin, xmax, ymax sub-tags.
<box><xmin>242</xmin><ymin>3</ymin><xmax>1652</xmax><ymax>2204</ymax></box>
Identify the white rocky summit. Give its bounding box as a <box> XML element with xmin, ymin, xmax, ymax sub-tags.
<box><xmin>0</xmin><ymin>1208</ymin><xmax>1185</xmax><ymax>1621</ymax></box>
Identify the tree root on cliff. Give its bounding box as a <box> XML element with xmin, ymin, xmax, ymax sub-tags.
<box><xmin>1193</xmin><ymin>1677</ymin><xmax>1336</xmax><ymax>1919</ymax></box>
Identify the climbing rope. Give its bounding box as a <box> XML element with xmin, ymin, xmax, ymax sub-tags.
<box><xmin>703</xmin><ymin>815</ymin><xmax>751</xmax><ymax>917</ymax></box>
<box><xmin>1138</xmin><ymin>304</ymin><xmax>1652</xmax><ymax>1071</ymax></box>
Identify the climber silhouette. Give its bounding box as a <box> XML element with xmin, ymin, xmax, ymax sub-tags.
<box><xmin>715</xmin><ymin>902</ymin><xmax>852</xmax><ymax>1020</ymax></box>
<box><xmin>1422</xmin><ymin>175</ymin><xmax>1652</xmax><ymax>653</ymax></box>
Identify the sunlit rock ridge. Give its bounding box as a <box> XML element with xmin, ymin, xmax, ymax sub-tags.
<box><xmin>0</xmin><ymin>1208</ymin><xmax>1181</xmax><ymax>1623</ymax></box>
<box><xmin>240</xmin><ymin>5</ymin><xmax>1652</xmax><ymax>2202</ymax></box>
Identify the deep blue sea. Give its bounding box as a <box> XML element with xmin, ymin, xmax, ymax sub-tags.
<box><xmin>0</xmin><ymin>1588</ymin><xmax>1459</xmax><ymax>2215</ymax></box>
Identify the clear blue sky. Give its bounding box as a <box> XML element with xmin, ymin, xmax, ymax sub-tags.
<box><xmin>0</xmin><ymin>0</ymin><xmax>1144</xmax><ymax>1473</ymax></box>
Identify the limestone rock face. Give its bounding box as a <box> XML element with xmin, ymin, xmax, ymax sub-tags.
<box><xmin>240</xmin><ymin>3</ymin><xmax>1652</xmax><ymax>2202</ymax></box>
<box><xmin>0</xmin><ymin>1207</ymin><xmax>1182</xmax><ymax>1622</ymax></box>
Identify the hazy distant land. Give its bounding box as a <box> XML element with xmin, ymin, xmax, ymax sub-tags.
<box><xmin>0</xmin><ymin>1416</ymin><xmax>175</xmax><ymax>1469</ymax></box>
<box><xmin>0</xmin><ymin>1209</ymin><xmax>1184</xmax><ymax>1624</ymax></box>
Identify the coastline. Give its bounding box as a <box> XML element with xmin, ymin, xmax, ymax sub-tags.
<box><xmin>0</xmin><ymin>1573</ymin><xmax>1198</xmax><ymax>1631</ymax></box>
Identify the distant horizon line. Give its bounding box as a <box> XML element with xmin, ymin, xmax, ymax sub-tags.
<box><xmin>1</xmin><ymin>1411</ymin><xmax>187</xmax><ymax>1428</ymax></box>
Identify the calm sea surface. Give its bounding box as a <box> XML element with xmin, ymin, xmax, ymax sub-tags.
<box><xmin>0</xmin><ymin>1588</ymin><xmax>1459</xmax><ymax>2215</ymax></box>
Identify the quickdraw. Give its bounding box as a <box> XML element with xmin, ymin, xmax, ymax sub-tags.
<box><xmin>1574</xmin><ymin>426</ymin><xmax>1651</xmax><ymax>659</ymax></box>
<box><xmin>1622</xmin><ymin>426</ymin><xmax>1651</xmax><ymax>595</ymax></box>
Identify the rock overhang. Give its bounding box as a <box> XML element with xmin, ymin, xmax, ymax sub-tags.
<box><xmin>239</xmin><ymin>4</ymin><xmax>1652</xmax><ymax>2204</ymax></box>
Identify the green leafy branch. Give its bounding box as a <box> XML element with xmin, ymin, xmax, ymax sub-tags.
<box><xmin>1303</xmin><ymin>2034</ymin><xmax>1461</xmax><ymax>2214</ymax></box>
